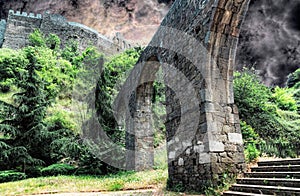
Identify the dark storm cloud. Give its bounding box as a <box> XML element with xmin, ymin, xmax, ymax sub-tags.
<box><xmin>236</xmin><ymin>0</ymin><xmax>300</xmax><ymax>86</ymax></box>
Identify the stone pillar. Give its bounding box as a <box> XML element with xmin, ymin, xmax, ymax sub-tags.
<box><xmin>126</xmin><ymin>82</ymin><xmax>154</xmax><ymax>171</ymax></box>
<box><xmin>125</xmin><ymin>59</ymin><xmax>160</xmax><ymax>171</ymax></box>
<box><xmin>123</xmin><ymin>0</ymin><xmax>251</xmax><ymax>192</ymax></box>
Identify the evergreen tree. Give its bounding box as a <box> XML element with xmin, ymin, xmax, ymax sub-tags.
<box><xmin>0</xmin><ymin>30</ymin><xmax>107</xmax><ymax>175</ymax></box>
<box><xmin>0</xmin><ymin>47</ymin><xmax>48</xmax><ymax>171</ymax></box>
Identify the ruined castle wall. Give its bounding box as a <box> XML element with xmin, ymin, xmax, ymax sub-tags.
<box><xmin>2</xmin><ymin>10</ymin><xmax>42</xmax><ymax>49</ymax></box>
<box><xmin>1</xmin><ymin>10</ymin><xmax>132</xmax><ymax>56</ymax></box>
<box><xmin>40</xmin><ymin>12</ymin><xmax>120</xmax><ymax>55</ymax></box>
<box><xmin>0</xmin><ymin>19</ymin><xmax>6</xmax><ymax>47</ymax></box>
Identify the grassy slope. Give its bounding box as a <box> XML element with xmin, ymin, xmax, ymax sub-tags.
<box><xmin>0</xmin><ymin>169</ymin><xmax>168</xmax><ymax>195</ymax></box>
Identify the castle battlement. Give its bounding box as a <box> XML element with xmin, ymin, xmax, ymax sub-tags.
<box><xmin>113</xmin><ymin>32</ymin><xmax>132</xmax><ymax>50</ymax></box>
<box><xmin>2</xmin><ymin>10</ymin><xmax>133</xmax><ymax>54</ymax></box>
<box><xmin>8</xmin><ymin>10</ymin><xmax>42</xmax><ymax>19</ymax></box>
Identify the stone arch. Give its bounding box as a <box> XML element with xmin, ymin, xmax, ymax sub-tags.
<box><xmin>119</xmin><ymin>0</ymin><xmax>251</xmax><ymax>191</ymax></box>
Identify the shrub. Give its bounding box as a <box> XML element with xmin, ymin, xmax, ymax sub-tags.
<box><xmin>286</xmin><ymin>68</ymin><xmax>300</xmax><ymax>88</ymax></box>
<box><xmin>28</xmin><ymin>29</ymin><xmax>43</xmax><ymax>46</ymax></box>
<box><xmin>0</xmin><ymin>48</ymin><xmax>28</xmax><ymax>93</ymax></box>
<box><xmin>25</xmin><ymin>166</ymin><xmax>42</xmax><ymax>178</ymax></box>
<box><xmin>41</xmin><ymin>163</ymin><xmax>75</xmax><ymax>176</ymax></box>
<box><xmin>234</xmin><ymin>69</ymin><xmax>300</xmax><ymax>158</ymax></box>
<box><xmin>240</xmin><ymin>121</ymin><xmax>261</xmax><ymax>162</ymax></box>
<box><xmin>45</xmin><ymin>109</ymin><xmax>78</xmax><ymax>133</ymax></box>
<box><xmin>0</xmin><ymin>170</ymin><xmax>27</xmax><ymax>183</ymax></box>
<box><xmin>240</xmin><ymin>121</ymin><xmax>260</xmax><ymax>146</ymax></box>
<box><xmin>271</xmin><ymin>87</ymin><xmax>297</xmax><ymax>111</ymax></box>
<box><xmin>233</xmin><ymin>69</ymin><xmax>275</xmax><ymax>138</ymax></box>
<box><xmin>245</xmin><ymin>143</ymin><xmax>260</xmax><ymax>163</ymax></box>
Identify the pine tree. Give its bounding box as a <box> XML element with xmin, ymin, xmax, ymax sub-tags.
<box><xmin>0</xmin><ymin>47</ymin><xmax>49</xmax><ymax>171</ymax></box>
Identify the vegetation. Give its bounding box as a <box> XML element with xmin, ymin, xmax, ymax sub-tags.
<box><xmin>0</xmin><ymin>170</ymin><xmax>27</xmax><ymax>183</ymax></box>
<box><xmin>0</xmin><ymin>30</ymin><xmax>107</xmax><ymax>179</ymax></box>
<box><xmin>41</xmin><ymin>163</ymin><xmax>76</xmax><ymax>176</ymax></box>
<box><xmin>0</xmin><ymin>169</ymin><xmax>167</xmax><ymax>196</ymax></box>
<box><xmin>240</xmin><ymin>121</ymin><xmax>261</xmax><ymax>162</ymax></box>
<box><xmin>95</xmin><ymin>47</ymin><xmax>166</xmax><ymax>147</ymax></box>
<box><xmin>96</xmin><ymin>48</ymin><xmax>143</xmax><ymax>145</ymax></box>
<box><xmin>204</xmin><ymin>173</ymin><xmax>236</xmax><ymax>196</ymax></box>
<box><xmin>1</xmin><ymin>27</ymin><xmax>300</xmax><ymax>194</ymax></box>
<box><xmin>287</xmin><ymin>68</ymin><xmax>300</xmax><ymax>114</ymax></box>
<box><xmin>234</xmin><ymin>68</ymin><xmax>300</xmax><ymax>160</ymax></box>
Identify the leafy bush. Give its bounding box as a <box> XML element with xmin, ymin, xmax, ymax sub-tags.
<box><xmin>0</xmin><ymin>48</ymin><xmax>28</xmax><ymax>93</ymax></box>
<box><xmin>259</xmin><ymin>139</ymin><xmax>297</xmax><ymax>158</ymax></box>
<box><xmin>41</xmin><ymin>164</ymin><xmax>75</xmax><ymax>176</ymax></box>
<box><xmin>245</xmin><ymin>143</ymin><xmax>260</xmax><ymax>163</ymax></box>
<box><xmin>240</xmin><ymin>121</ymin><xmax>260</xmax><ymax>146</ymax></box>
<box><xmin>271</xmin><ymin>87</ymin><xmax>297</xmax><ymax>111</ymax></box>
<box><xmin>24</xmin><ymin>166</ymin><xmax>42</xmax><ymax>178</ymax></box>
<box><xmin>45</xmin><ymin>109</ymin><xmax>78</xmax><ymax>133</ymax></box>
<box><xmin>0</xmin><ymin>170</ymin><xmax>27</xmax><ymax>183</ymax></box>
<box><xmin>234</xmin><ymin>68</ymin><xmax>300</xmax><ymax>158</ymax></box>
<box><xmin>240</xmin><ymin>121</ymin><xmax>261</xmax><ymax>162</ymax></box>
<box><xmin>233</xmin><ymin>69</ymin><xmax>276</xmax><ymax>138</ymax></box>
<box><xmin>286</xmin><ymin>68</ymin><xmax>300</xmax><ymax>88</ymax></box>
<box><xmin>286</xmin><ymin>68</ymin><xmax>300</xmax><ymax>114</ymax></box>
<box><xmin>29</xmin><ymin>29</ymin><xmax>46</xmax><ymax>47</ymax></box>
<box><xmin>154</xmin><ymin>148</ymin><xmax>168</xmax><ymax>170</ymax></box>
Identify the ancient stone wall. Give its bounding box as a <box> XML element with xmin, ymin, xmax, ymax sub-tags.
<box><xmin>1</xmin><ymin>10</ymin><xmax>132</xmax><ymax>55</ymax></box>
<box><xmin>2</xmin><ymin>10</ymin><xmax>42</xmax><ymax>49</ymax></box>
<box><xmin>0</xmin><ymin>19</ymin><xmax>6</xmax><ymax>47</ymax></box>
<box><xmin>115</xmin><ymin>0</ymin><xmax>251</xmax><ymax>192</ymax></box>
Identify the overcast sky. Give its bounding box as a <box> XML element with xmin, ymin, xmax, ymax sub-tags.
<box><xmin>236</xmin><ymin>0</ymin><xmax>300</xmax><ymax>86</ymax></box>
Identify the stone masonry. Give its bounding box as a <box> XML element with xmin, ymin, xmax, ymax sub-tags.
<box><xmin>0</xmin><ymin>10</ymin><xmax>132</xmax><ymax>55</ymax></box>
<box><xmin>0</xmin><ymin>0</ymin><xmax>252</xmax><ymax>192</ymax></box>
<box><xmin>0</xmin><ymin>19</ymin><xmax>6</xmax><ymax>47</ymax></box>
<box><xmin>115</xmin><ymin>0</ymin><xmax>251</xmax><ymax>192</ymax></box>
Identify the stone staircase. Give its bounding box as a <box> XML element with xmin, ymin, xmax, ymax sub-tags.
<box><xmin>223</xmin><ymin>158</ymin><xmax>300</xmax><ymax>196</ymax></box>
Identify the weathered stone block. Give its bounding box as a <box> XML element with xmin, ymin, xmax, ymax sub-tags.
<box><xmin>225</xmin><ymin>144</ymin><xmax>238</xmax><ymax>152</ymax></box>
<box><xmin>228</xmin><ymin>133</ymin><xmax>243</xmax><ymax>144</ymax></box>
<box><xmin>209</xmin><ymin>141</ymin><xmax>225</xmax><ymax>152</ymax></box>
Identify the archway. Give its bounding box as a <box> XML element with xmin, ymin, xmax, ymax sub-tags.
<box><xmin>117</xmin><ymin>0</ymin><xmax>251</xmax><ymax>191</ymax></box>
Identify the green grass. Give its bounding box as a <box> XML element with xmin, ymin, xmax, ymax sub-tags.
<box><xmin>0</xmin><ymin>169</ymin><xmax>168</xmax><ymax>195</ymax></box>
<box><xmin>154</xmin><ymin>145</ymin><xmax>168</xmax><ymax>169</ymax></box>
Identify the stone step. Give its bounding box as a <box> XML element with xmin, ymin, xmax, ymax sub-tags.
<box><xmin>251</xmin><ymin>165</ymin><xmax>300</xmax><ymax>172</ymax></box>
<box><xmin>245</xmin><ymin>172</ymin><xmax>300</xmax><ymax>179</ymax></box>
<box><xmin>230</xmin><ymin>184</ymin><xmax>300</xmax><ymax>195</ymax></box>
<box><xmin>237</xmin><ymin>178</ymin><xmax>300</xmax><ymax>187</ymax></box>
<box><xmin>258</xmin><ymin>159</ymin><xmax>300</xmax><ymax>167</ymax></box>
<box><xmin>222</xmin><ymin>191</ymin><xmax>273</xmax><ymax>196</ymax></box>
